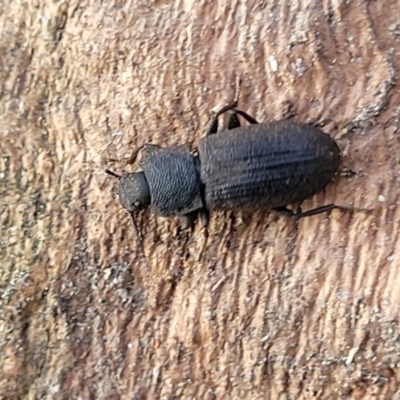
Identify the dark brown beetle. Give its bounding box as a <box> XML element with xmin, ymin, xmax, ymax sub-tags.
<box><xmin>106</xmin><ymin>84</ymin><xmax>341</xmax><ymax>230</ymax></box>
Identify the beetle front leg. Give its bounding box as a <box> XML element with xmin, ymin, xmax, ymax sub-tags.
<box><xmin>106</xmin><ymin>143</ymin><xmax>160</xmax><ymax>165</ymax></box>
<box><xmin>126</xmin><ymin>143</ymin><xmax>161</xmax><ymax>165</ymax></box>
<box><xmin>295</xmin><ymin>204</ymin><xmax>337</xmax><ymax>218</ymax></box>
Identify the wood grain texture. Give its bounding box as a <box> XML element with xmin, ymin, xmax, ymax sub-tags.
<box><xmin>1</xmin><ymin>0</ymin><xmax>400</xmax><ymax>398</ymax></box>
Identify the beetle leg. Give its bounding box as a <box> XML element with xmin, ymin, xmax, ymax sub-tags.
<box><xmin>206</xmin><ymin>106</ymin><xmax>260</xmax><ymax>135</ymax></box>
<box><xmin>126</xmin><ymin>143</ymin><xmax>160</xmax><ymax>165</ymax></box>
<box><xmin>275</xmin><ymin>204</ymin><xmax>372</xmax><ymax>220</ymax></box>
<box><xmin>178</xmin><ymin>211</ymin><xmax>198</xmax><ymax>230</ymax></box>
<box><xmin>231</xmin><ymin>109</ymin><xmax>259</xmax><ymax>125</ymax></box>
<box><xmin>223</xmin><ymin>110</ymin><xmax>241</xmax><ymax>130</ymax></box>
<box><xmin>206</xmin><ymin>101</ymin><xmax>239</xmax><ymax>135</ymax></box>
<box><xmin>295</xmin><ymin>204</ymin><xmax>337</xmax><ymax>218</ymax></box>
<box><xmin>206</xmin><ymin>115</ymin><xmax>219</xmax><ymax>135</ymax></box>
<box><xmin>105</xmin><ymin>169</ymin><xmax>121</xmax><ymax>179</ymax></box>
<box><xmin>299</xmin><ymin>204</ymin><xmax>373</xmax><ymax>217</ymax></box>
<box><xmin>125</xmin><ymin>145</ymin><xmax>144</xmax><ymax>165</ymax></box>
<box><xmin>206</xmin><ymin>80</ymin><xmax>242</xmax><ymax>135</ymax></box>
<box><xmin>273</xmin><ymin>206</ymin><xmax>297</xmax><ymax>217</ymax></box>
<box><xmin>199</xmin><ymin>208</ymin><xmax>210</xmax><ymax>228</ymax></box>
<box><xmin>206</xmin><ymin>78</ymin><xmax>259</xmax><ymax>134</ymax></box>
<box><xmin>273</xmin><ymin>204</ymin><xmax>338</xmax><ymax>219</ymax></box>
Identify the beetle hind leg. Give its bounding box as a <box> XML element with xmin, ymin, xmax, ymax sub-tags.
<box><xmin>295</xmin><ymin>204</ymin><xmax>337</xmax><ymax>219</ymax></box>
<box><xmin>206</xmin><ymin>105</ymin><xmax>259</xmax><ymax>135</ymax></box>
<box><xmin>273</xmin><ymin>204</ymin><xmax>337</xmax><ymax>220</ymax></box>
<box><xmin>206</xmin><ymin>101</ymin><xmax>241</xmax><ymax>135</ymax></box>
<box><xmin>273</xmin><ymin>206</ymin><xmax>297</xmax><ymax>218</ymax></box>
<box><xmin>223</xmin><ymin>110</ymin><xmax>241</xmax><ymax>130</ymax></box>
<box><xmin>205</xmin><ymin>78</ymin><xmax>259</xmax><ymax>135</ymax></box>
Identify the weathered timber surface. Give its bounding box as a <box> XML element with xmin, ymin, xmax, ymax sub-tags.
<box><xmin>1</xmin><ymin>0</ymin><xmax>400</xmax><ymax>399</ymax></box>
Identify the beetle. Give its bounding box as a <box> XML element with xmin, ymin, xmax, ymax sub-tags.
<box><xmin>106</xmin><ymin>85</ymin><xmax>342</xmax><ymax>230</ymax></box>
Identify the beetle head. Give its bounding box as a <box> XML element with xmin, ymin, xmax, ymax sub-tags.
<box><xmin>106</xmin><ymin>169</ymin><xmax>151</xmax><ymax>212</ymax></box>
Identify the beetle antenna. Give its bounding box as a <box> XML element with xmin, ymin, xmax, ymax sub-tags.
<box><xmin>105</xmin><ymin>169</ymin><xmax>121</xmax><ymax>179</ymax></box>
<box><xmin>130</xmin><ymin>212</ymin><xmax>151</xmax><ymax>271</ymax></box>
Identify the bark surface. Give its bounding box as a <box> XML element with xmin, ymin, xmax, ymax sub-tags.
<box><xmin>1</xmin><ymin>0</ymin><xmax>400</xmax><ymax>399</ymax></box>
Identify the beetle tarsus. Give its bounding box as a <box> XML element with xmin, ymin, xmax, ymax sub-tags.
<box><xmin>274</xmin><ymin>204</ymin><xmax>337</xmax><ymax>219</ymax></box>
<box><xmin>275</xmin><ymin>204</ymin><xmax>371</xmax><ymax>220</ymax></box>
<box><xmin>295</xmin><ymin>204</ymin><xmax>337</xmax><ymax>219</ymax></box>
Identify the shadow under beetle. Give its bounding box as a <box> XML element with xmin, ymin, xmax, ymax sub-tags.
<box><xmin>106</xmin><ymin>84</ymin><xmax>342</xmax><ymax>230</ymax></box>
